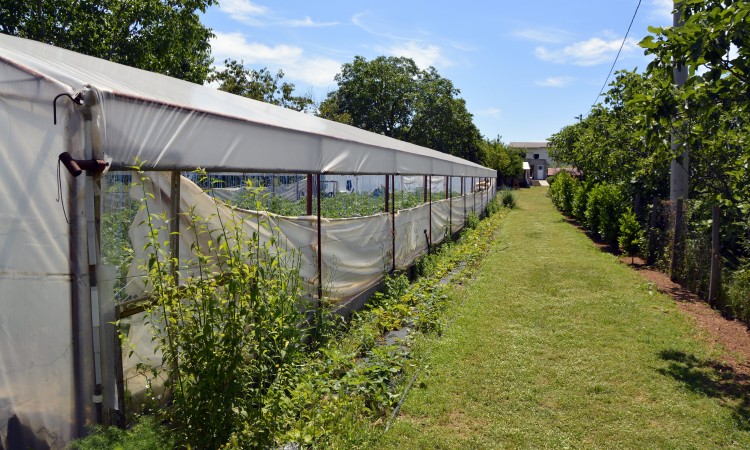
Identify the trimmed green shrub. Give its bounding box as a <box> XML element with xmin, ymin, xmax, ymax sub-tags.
<box><xmin>727</xmin><ymin>265</ymin><xmax>750</xmax><ymax>322</ymax></box>
<box><xmin>499</xmin><ymin>187</ymin><xmax>517</xmax><ymax>209</ymax></box>
<box><xmin>585</xmin><ymin>183</ymin><xmax>627</xmax><ymax>246</ymax></box>
<box><xmin>548</xmin><ymin>170</ymin><xmax>577</xmax><ymax>215</ymax></box>
<box><xmin>618</xmin><ymin>208</ymin><xmax>643</xmax><ymax>262</ymax></box>
<box><xmin>572</xmin><ymin>181</ymin><xmax>592</xmax><ymax>223</ymax></box>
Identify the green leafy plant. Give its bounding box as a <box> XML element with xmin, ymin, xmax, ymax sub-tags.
<box><xmin>618</xmin><ymin>208</ymin><xmax>643</xmax><ymax>263</ymax></box>
<box><xmin>499</xmin><ymin>187</ymin><xmax>517</xmax><ymax>209</ymax></box>
<box><xmin>548</xmin><ymin>170</ymin><xmax>577</xmax><ymax>216</ymax></box>
<box><xmin>585</xmin><ymin>183</ymin><xmax>626</xmax><ymax>246</ymax></box>
<box><xmin>132</xmin><ymin>170</ymin><xmax>307</xmax><ymax>449</ymax></box>
<box><xmin>67</xmin><ymin>416</ymin><xmax>173</xmax><ymax>450</ymax></box>
<box><xmin>466</xmin><ymin>212</ymin><xmax>480</xmax><ymax>229</ymax></box>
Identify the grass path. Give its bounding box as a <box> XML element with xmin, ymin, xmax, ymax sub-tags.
<box><xmin>380</xmin><ymin>187</ymin><xmax>750</xmax><ymax>449</ymax></box>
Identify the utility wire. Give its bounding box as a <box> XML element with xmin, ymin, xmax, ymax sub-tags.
<box><xmin>587</xmin><ymin>0</ymin><xmax>642</xmax><ymax>116</ymax></box>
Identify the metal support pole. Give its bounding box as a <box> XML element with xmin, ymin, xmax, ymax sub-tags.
<box><xmin>473</xmin><ymin>177</ymin><xmax>476</xmax><ymax>214</ymax></box>
<box><xmin>428</xmin><ymin>175</ymin><xmax>432</xmax><ymax>244</ymax></box>
<box><xmin>306</xmin><ymin>174</ymin><xmax>313</xmax><ymax>215</ymax></box>
<box><xmin>384</xmin><ymin>174</ymin><xmax>390</xmax><ymax>213</ymax></box>
<box><xmin>423</xmin><ymin>175</ymin><xmax>428</xmax><ymax>203</ymax></box>
<box><xmin>462</xmin><ymin>176</ymin><xmax>466</xmax><ymax>226</ymax></box>
<box><xmin>317</xmin><ymin>174</ymin><xmax>323</xmax><ymax>301</ymax></box>
<box><xmin>709</xmin><ymin>205</ymin><xmax>721</xmax><ymax>305</ymax></box>
<box><xmin>391</xmin><ymin>174</ymin><xmax>396</xmax><ymax>273</ymax></box>
<box><xmin>647</xmin><ymin>197</ymin><xmax>659</xmax><ymax>265</ymax></box>
<box><xmin>449</xmin><ymin>176</ymin><xmax>452</xmax><ymax>237</ymax></box>
<box><xmin>169</xmin><ymin>171</ymin><xmax>180</xmax><ymax>280</ymax></box>
<box><xmin>670</xmin><ymin>198</ymin><xmax>684</xmax><ymax>282</ymax></box>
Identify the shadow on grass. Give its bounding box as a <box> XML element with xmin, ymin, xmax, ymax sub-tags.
<box><xmin>659</xmin><ymin>349</ymin><xmax>750</xmax><ymax>430</ymax></box>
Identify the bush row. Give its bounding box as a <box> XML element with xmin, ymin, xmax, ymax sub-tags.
<box><xmin>549</xmin><ymin>172</ymin><xmax>639</xmax><ymax>251</ymax></box>
<box><xmin>549</xmin><ymin>172</ymin><xmax>750</xmax><ymax>324</ymax></box>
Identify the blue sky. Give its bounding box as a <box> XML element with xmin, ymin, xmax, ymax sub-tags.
<box><xmin>201</xmin><ymin>0</ymin><xmax>674</xmax><ymax>143</ymax></box>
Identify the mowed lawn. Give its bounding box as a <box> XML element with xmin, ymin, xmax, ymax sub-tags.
<box><xmin>381</xmin><ymin>187</ymin><xmax>750</xmax><ymax>449</ymax></box>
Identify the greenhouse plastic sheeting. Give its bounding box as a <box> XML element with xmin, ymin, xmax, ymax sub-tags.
<box><xmin>125</xmin><ymin>174</ymin><xmax>486</xmax><ymax>301</ymax></box>
<box><xmin>0</xmin><ymin>59</ymin><xmax>78</xmax><ymax>449</ymax></box>
<box><xmin>0</xmin><ymin>34</ymin><xmax>495</xmax><ymax>178</ymax></box>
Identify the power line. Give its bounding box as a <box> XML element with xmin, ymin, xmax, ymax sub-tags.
<box><xmin>586</xmin><ymin>0</ymin><xmax>642</xmax><ymax>116</ymax></box>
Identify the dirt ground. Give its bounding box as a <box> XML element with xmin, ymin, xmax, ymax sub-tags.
<box><xmin>568</xmin><ymin>217</ymin><xmax>750</xmax><ymax>379</ymax></box>
<box><xmin>624</xmin><ymin>256</ymin><xmax>750</xmax><ymax>378</ymax></box>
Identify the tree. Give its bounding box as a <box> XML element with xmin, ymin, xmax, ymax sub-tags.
<box><xmin>640</xmin><ymin>0</ymin><xmax>750</xmax><ymax>211</ymax></box>
<box><xmin>0</xmin><ymin>0</ymin><xmax>216</xmax><ymax>83</ymax></box>
<box><xmin>548</xmin><ymin>70</ymin><xmax>671</xmax><ymax>204</ymax></box>
<box><xmin>319</xmin><ymin>55</ymin><xmax>483</xmax><ymax>163</ymax></box>
<box><xmin>208</xmin><ymin>59</ymin><xmax>314</xmax><ymax>112</ymax></box>
<box><xmin>480</xmin><ymin>138</ymin><xmax>523</xmax><ymax>184</ymax></box>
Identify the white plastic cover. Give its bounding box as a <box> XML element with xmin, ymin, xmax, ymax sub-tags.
<box><xmin>124</xmin><ymin>174</ymin><xmax>488</xmax><ymax>302</ymax></box>
<box><xmin>0</xmin><ymin>34</ymin><xmax>495</xmax><ymax>178</ymax></box>
<box><xmin>0</xmin><ymin>52</ymin><xmax>77</xmax><ymax>449</ymax></box>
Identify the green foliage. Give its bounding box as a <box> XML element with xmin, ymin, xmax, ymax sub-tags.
<box><xmin>618</xmin><ymin>208</ymin><xmax>643</xmax><ymax>260</ymax></box>
<box><xmin>208</xmin><ymin>59</ymin><xmax>313</xmax><ymax>112</ymax></box>
<box><xmin>585</xmin><ymin>183</ymin><xmax>627</xmax><ymax>246</ymax></box>
<box><xmin>319</xmin><ymin>55</ymin><xmax>483</xmax><ymax>163</ymax></box>
<box><xmin>67</xmin><ymin>416</ymin><xmax>173</xmax><ymax>450</ymax></box>
<box><xmin>481</xmin><ymin>138</ymin><xmax>524</xmax><ymax>180</ymax></box>
<box><xmin>499</xmin><ymin>188</ymin><xmax>517</xmax><ymax>209</ymax></box>
<box><xmin>726</xmin><ymin>264</ymin><xmax>750</xmax><ymax>323</ymax></box>
<box><xmin>466</xmin><ymin>212</ymin><xmax>480</xmax><ymax>229</ymax></box>
<box><xmin>0</xmin><ymin>0</ymin><xmax>217</xmax><ymax>83</ymax></box>
<box><xmin>571</xmin><ymin>181</ymin><xmax>591</xmax><ymax>223</ymax></box>
<box><xmin>133</xmin><ymin>171</ymin><xmax>306</xmax><ymax>449</ymax></box>
<box><xmin>548</xmin><ymin>170</ymin><xmax>578</xmax><ymax>216</ymax></box>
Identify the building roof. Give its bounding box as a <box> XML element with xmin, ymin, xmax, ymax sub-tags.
<box><xmin>0</xmin><ymin>34</ymin><xmax>495</xmax><ymax>177</ymax></box>
<box><xmin>509</xmin><ymin>142</ymin><xmax>549</xmax><ymax>149</ymax></box>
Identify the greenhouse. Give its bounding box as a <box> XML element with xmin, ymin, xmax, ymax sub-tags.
<box><xmin>0</xmin><ymin>33</ymin><xmax>495</xmax><ymax>448</ymax></box>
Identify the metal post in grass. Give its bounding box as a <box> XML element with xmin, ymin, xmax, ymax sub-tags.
<box><xmin>473</xmin><ymin>177</ymin><xmax>476</xmax><ymax>214</ymax></box>
<box><xmin>385</xmin><ymin>174</ymin><xmax>390</xmax><ymax>213</ymax></box>
<box><xmin>317</xmin><ymin>174</ymin><xmax>323</xmax><ymax>302</ymax></box>
<box><xmin>670</xmin><ymin>198</ymin><xmax>684</xmax><ymax>282</ymax></box>
<box><xmin>429</xmin><ymin>175</ymin><xmax>433</xmax><ymax>245</ymax></box>
<box><xmin>169</xmin><ymin>171</ymin><xmax>180</xmax><ymax>280</ymax></box>
<box><xmin>462</xmin><ymin>176</ymin><xmax>466</xmax><ymax>227</ymax></box>
<box><xmin>423</xmin><ymin>175</ymin><xmax>428</xmax><ymax>203</ymax></box>
<box><xmin>306</xmin><ymin>174</ymin><xmax>313</xmax><ymax>215</ymax></box>
<box><xmin>647</xmin><ymin>197</ymin><xmax>659</xmax><ymax>265</ymax></box>
<box><xmin>449</xmin><ymin>176</ymin><xmax>452</xmax><ymax>237</ymax></box>
<box><xmin>392</xmin><ymin>174</ymin><xmax>396</xmax><ymax>274</ymax></box>
<box><xmin>709</xmin><ymin>204</ymin><xmax>721</xmax><ymax>305</ymax></box>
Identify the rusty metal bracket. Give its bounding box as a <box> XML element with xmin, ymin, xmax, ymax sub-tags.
<box><xmin>53</xmin><ymin>92</ymin><xmax>84</xmax><ymax>125</ymax></box>
<box><xmin>59</xmin><ymin>152</ymin><xmax>109</xmax><ymax>177</ymax></box>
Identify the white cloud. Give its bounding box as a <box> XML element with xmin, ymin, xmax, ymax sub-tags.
<box><xmin>512</xmin><ymin>27</ymin><xmax>575</xmax><ymax>44</ymax></box>
<box><xmin>219</xmin><ymin>0</ymin><xmax>337</xmax><ymax>27</ymax></box>
<box><xmin>385</xmin><ymin>41</ymin><xmax>451</xmax><ymax>69</ymax></box>
<box><xmin>210</xmin><ymin>32</ymin><xmax>341</xmax><ymax>87</ymax></box>
<box><xmin>220</xmin><ymin>0</ymin><xmax>267</xmax><ymax>25</ymax></box>
<box><xmin>285</xmin><ymin>16</ymin><xmax>338</xmax><ymax>28</ymax></box>
<box><xmin>535</xmin><ymin>36</ymin><xmax>639</xmax><ymax>66</ymax></box>
<box><xmin>475</xmin><ymin>107</ymin><xmax>501</xmax><ymax>118</ymax></box>
<box><xmin>535</xmin><ymin>76</ymin><xmax>575</xmax><ymax>87</ymax></box>
<box><xmin>649</xmin><ymin>0</ymin><xmax>674</xmax><ymax>22</ymax></box>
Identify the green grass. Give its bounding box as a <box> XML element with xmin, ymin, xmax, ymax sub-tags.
<box><xmin>379</xmin><ymin>187</ymin><xmax>750</xmax><ymax>449</ymax></box>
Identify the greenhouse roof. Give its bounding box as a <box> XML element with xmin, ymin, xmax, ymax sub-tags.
<box><xmin>0</xmin><ymin>34</ymin><xmax>495</xmax><ymax>177</ymax></box>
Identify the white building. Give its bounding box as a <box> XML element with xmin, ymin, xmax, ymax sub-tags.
<box><xmin>510</xmin><ymin>141</ymin><xmax>556</xmax><ymax>181</ymax></box>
